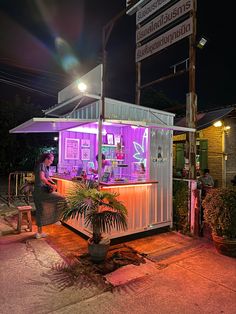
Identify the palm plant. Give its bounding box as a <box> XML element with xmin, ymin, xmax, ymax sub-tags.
<box><xmin>62</xmin><ymin>181</ymin><xmax>128</xmax><ymax>244</ymax></box>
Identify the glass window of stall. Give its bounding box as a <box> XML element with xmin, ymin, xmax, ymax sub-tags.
<box><xmin>100</xmin><ymin>123</ymin><xmax>149</xmax><ymax>183</ymax></box>
<box><xmin>57</xmin><ymin>122</ymin><xmax>99</xmax><ymax>178</ymax></box>
<box><xmin>57</xmin><ymin>122</ymin><xmax>150</xmax><ymax>183</ymax></box>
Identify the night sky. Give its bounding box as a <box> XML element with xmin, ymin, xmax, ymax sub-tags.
<box><xmin>0</xmin><ymin>0</ymin><xmax>235</xmax><ymax>111</ymax></box>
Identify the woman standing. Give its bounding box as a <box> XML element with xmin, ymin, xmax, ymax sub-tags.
<box><xmin>33</xmin><ymin>153</ymin><xmax>65</xmax><ymax>239</ymax></box>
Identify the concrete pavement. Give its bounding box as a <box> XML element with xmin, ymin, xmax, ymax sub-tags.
<box><xmin>0</xmin><ymin>199</ymin><xmax>236</xmax><ymax>314</ymax></box>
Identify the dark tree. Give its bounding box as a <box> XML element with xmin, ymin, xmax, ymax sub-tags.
<box><xmin>0</xmin><ymin>94</ymin><xmax>57</xmax><ymax>175</ymax></box>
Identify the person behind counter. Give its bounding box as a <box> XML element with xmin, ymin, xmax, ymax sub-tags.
<box><xmin>89</xmin><ymin>153</ymin><xmax>110</xmax><ymax>175</ymax></box>
<box><xmin>33</xmin><ymin>153</ymin><xmax>66</xmax><ymax>239</ymax></box>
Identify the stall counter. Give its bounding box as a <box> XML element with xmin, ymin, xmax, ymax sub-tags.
<box><xmin>52</xmin><ymin>176</ymin><xmax>160</xmax><ymax>239</ymax></box>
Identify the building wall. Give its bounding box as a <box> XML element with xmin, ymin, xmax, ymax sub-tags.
<box><xmin>224</xmin><ymin>118</ymin><xmax>236</xmax><ymax>186</ymax></box>
<box><xmin>173</xmin><ymin>116</ymin><xmax>236</xmax><ymax>187</ymax></box>
<box><xmin>173</xmin><ymin>127</ymin><xmax>223</xmax><ymax>186</ymax></box>
<box><xmin>198</xmin><ymin>126</ymin><xmax>223</xmax><ymax>187</ymax></box>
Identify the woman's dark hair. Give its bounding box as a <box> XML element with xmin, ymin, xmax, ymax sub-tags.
<box><xmin>204</xmin><ymin>168</ymin><xmax>210</xmax><ymax>174</ymax></box>
<box><xmin>96</xmin><ymin>153</ymin><xmax>105</xmax><ymax>161</ymax></box>
<box><xmin>37</xmin><ymin>153</ymin><xmax>54</xmax><ymax>164</ymax></box>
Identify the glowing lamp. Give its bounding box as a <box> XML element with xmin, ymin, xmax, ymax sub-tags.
<box><xmin>213</xmin><ymin>120</ymin><xmax>222</xmax><ymax>127</ymax></box>
<box><xmin>77</xmin><ymin>82</ymin><xmax>87</xmax><ymax>93</ymax></box>
<box><xmin>197</xmin><ymin>37</ymin><xmax>208</xmax><ymax>49</ymax></box>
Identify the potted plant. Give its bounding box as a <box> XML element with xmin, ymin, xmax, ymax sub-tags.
<box><xmin>202</xmin><ymin>188</ymin><xmax>236</xmax><ymax>257</ymax></box>
<box><xmin>62</xmin><ymin>181</ymin><xmax>128</xmax><ymax>262</ymax></box>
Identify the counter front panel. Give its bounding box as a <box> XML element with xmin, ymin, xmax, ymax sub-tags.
<box><xmin>53</xmin><ymin>177</ymin><xmax>170</xmax><ymax>238</ymax></box>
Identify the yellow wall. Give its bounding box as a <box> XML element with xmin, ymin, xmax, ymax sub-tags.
<box><xmin>173</xmin><ymin>126</ymin><xmax>223</xmax><ymax>186</ymax></box>
<box><xmin>198</xmin><ymin>126</ymin><xmax>223</xmax><ymax>187</ymax></box>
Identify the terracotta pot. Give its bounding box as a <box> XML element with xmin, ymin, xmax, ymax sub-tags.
<box><xmin>88</xmin><ymin>237</ymin><xmax>110</xmax><ymax>262</ymax></box>
<box><xmin>212</xmin><ymin>234</ymin><xmax>236</xmax><ymax>257</ymax></box>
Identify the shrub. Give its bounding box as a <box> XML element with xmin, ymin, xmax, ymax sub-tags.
<box><xmin>173</xmin><ymin>180</ymin><xmax>189</xmax><ymax>233</ymax></box>
<box><xmin>202</xmin><ymin>188</ymin><xmax>236</xmax><ymax>238</ymax></box>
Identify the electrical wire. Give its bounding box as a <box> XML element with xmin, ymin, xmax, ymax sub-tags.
<box><xmin>0</xmin><ymin>78</ymin><xmax>57</xmax><ymax>97</ymax></box>
<box><xmin>0</xmin><ymin>66</ymin><xmax>68</xmax><ymax>86</ymax></box>
<box><xmin>0</xmin><ymin>74</ymin><xmax>60</xmax><ymax>95</ymax></box>
<box><xmin>0</xmin><ymin>74</ymin><xmax>62</xmax><ymax>95</ymax></box>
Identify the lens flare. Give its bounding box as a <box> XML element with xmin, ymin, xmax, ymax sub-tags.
<box><xmin>55</xmin><ymin>37</ymin><xmax>79</xmax><ymax>74</ymax></box>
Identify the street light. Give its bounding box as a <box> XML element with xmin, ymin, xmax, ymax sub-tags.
<box><xmin>67</xmin><ymin>81</ymin><xmax>88</xmax><ymax>117</ymax></box>
<box><xmin>197</xmin><ymin>36</ymin><xmax>208</xmax><ymax>49</ymax></box>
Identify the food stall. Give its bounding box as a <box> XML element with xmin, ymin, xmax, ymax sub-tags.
<box><xmin>10</xmin><ymin>65</ymin><xmax>194</xmax><ymax>239</ymax></box>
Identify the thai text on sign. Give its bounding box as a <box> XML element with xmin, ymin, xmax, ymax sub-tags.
<box><xmin>136</xmin><ymin>0</ymin><xmax>172</xmax><ymax>24</ymax></box>
<box><xmin>136</xmin><ymin>17</ymin><xmax>193</xmax><ymax>62</ymax></box>
<box><xmin>136</xmin><ymin>0</ymin><xmax>193</xmax><ymax>43</ymax></box>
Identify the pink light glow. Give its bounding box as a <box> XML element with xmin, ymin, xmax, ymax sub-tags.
<box><xmin>102</xmin><ymin>183</ymin><xmax>152</xmax><ymax>189</ymax></box>
<box><xmin>68</xmin><ymin>125</ymin><xmax>107</xmax><ymax>135</ymax></box>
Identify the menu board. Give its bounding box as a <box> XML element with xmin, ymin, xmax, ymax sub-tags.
<box><xmin>65</xmin><ymin>138</ymin><xmax>80</xmax><ymax>160</ymax></box>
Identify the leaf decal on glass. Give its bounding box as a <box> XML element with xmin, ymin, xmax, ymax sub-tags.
<box><xmin>133</xmin><ymin>142</ymin><xmax>145</xmax><ymax>162</ymax></box>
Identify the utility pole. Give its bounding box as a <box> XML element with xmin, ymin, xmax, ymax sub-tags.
<box><xmin>99</xmin><ymin>8</ymin><xmax>127</xmax><ymax>180</ymax></box>
<box><xmin>186</xmin><ymin>0</ymin><xmax>197</xmax><ymax>179</ymax></box>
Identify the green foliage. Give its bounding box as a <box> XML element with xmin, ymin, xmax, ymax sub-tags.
<box><xmin>0</xmin><ymin>95</ymin><xmax>58</xmax><ymax>174</ymax></box>
<box><xmin>62</xmin><ymin>181</ymin><xmax>128</xmax><ymax>244</ymax></box>
<box><xmin>173</xmin><ymin>180</ymin><xmax>189</xmax><ymax>233</ymax></box>
<box><xmin>202</xmin><ymin>188</ymin><xmax>236</xmax><ymax>238</ymax></box>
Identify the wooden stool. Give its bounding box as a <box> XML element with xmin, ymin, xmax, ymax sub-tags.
<box><xmin>17</xmin><ymin>205</ymin><xmax>32</xmax><ymax>233</ymax></box>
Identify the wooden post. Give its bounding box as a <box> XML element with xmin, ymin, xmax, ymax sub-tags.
<box><xmin>186</xmin><ymin>0</ymin><xmax>197</xmax><ymax>180</ymax></box>
<box><xmin>135</xmin><ymin>62</ymin><xmax>141</xmax><ymax>105</ymax></box>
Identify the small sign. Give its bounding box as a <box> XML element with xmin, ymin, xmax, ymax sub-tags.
<box><xmin>81</xmin><ymin>139</ymin><xmax>90</xmax><ymax>147</ymax></box>
<box><xmin>107</xmin><ymin>133</ymin><xmax>114</xmax><ymax>145</ymax></box>
<box><xmin>81</xmin><ymin>148</ymin><xmax>90</xmax><ymax>161</ymax></box>
<box><xmin>114</xmin><ymin>134</ymin><xmax>121</xmax><ymax>146</ymax></box>
<box><xmin>101</xmin><ymin>172</ymin><xmax>111</xmax><ymax>183</ymax></box>
<box><xmin>65</xmin><ymin>138</ymin><xmax>80</xmax><ymax>160</ymax></box>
